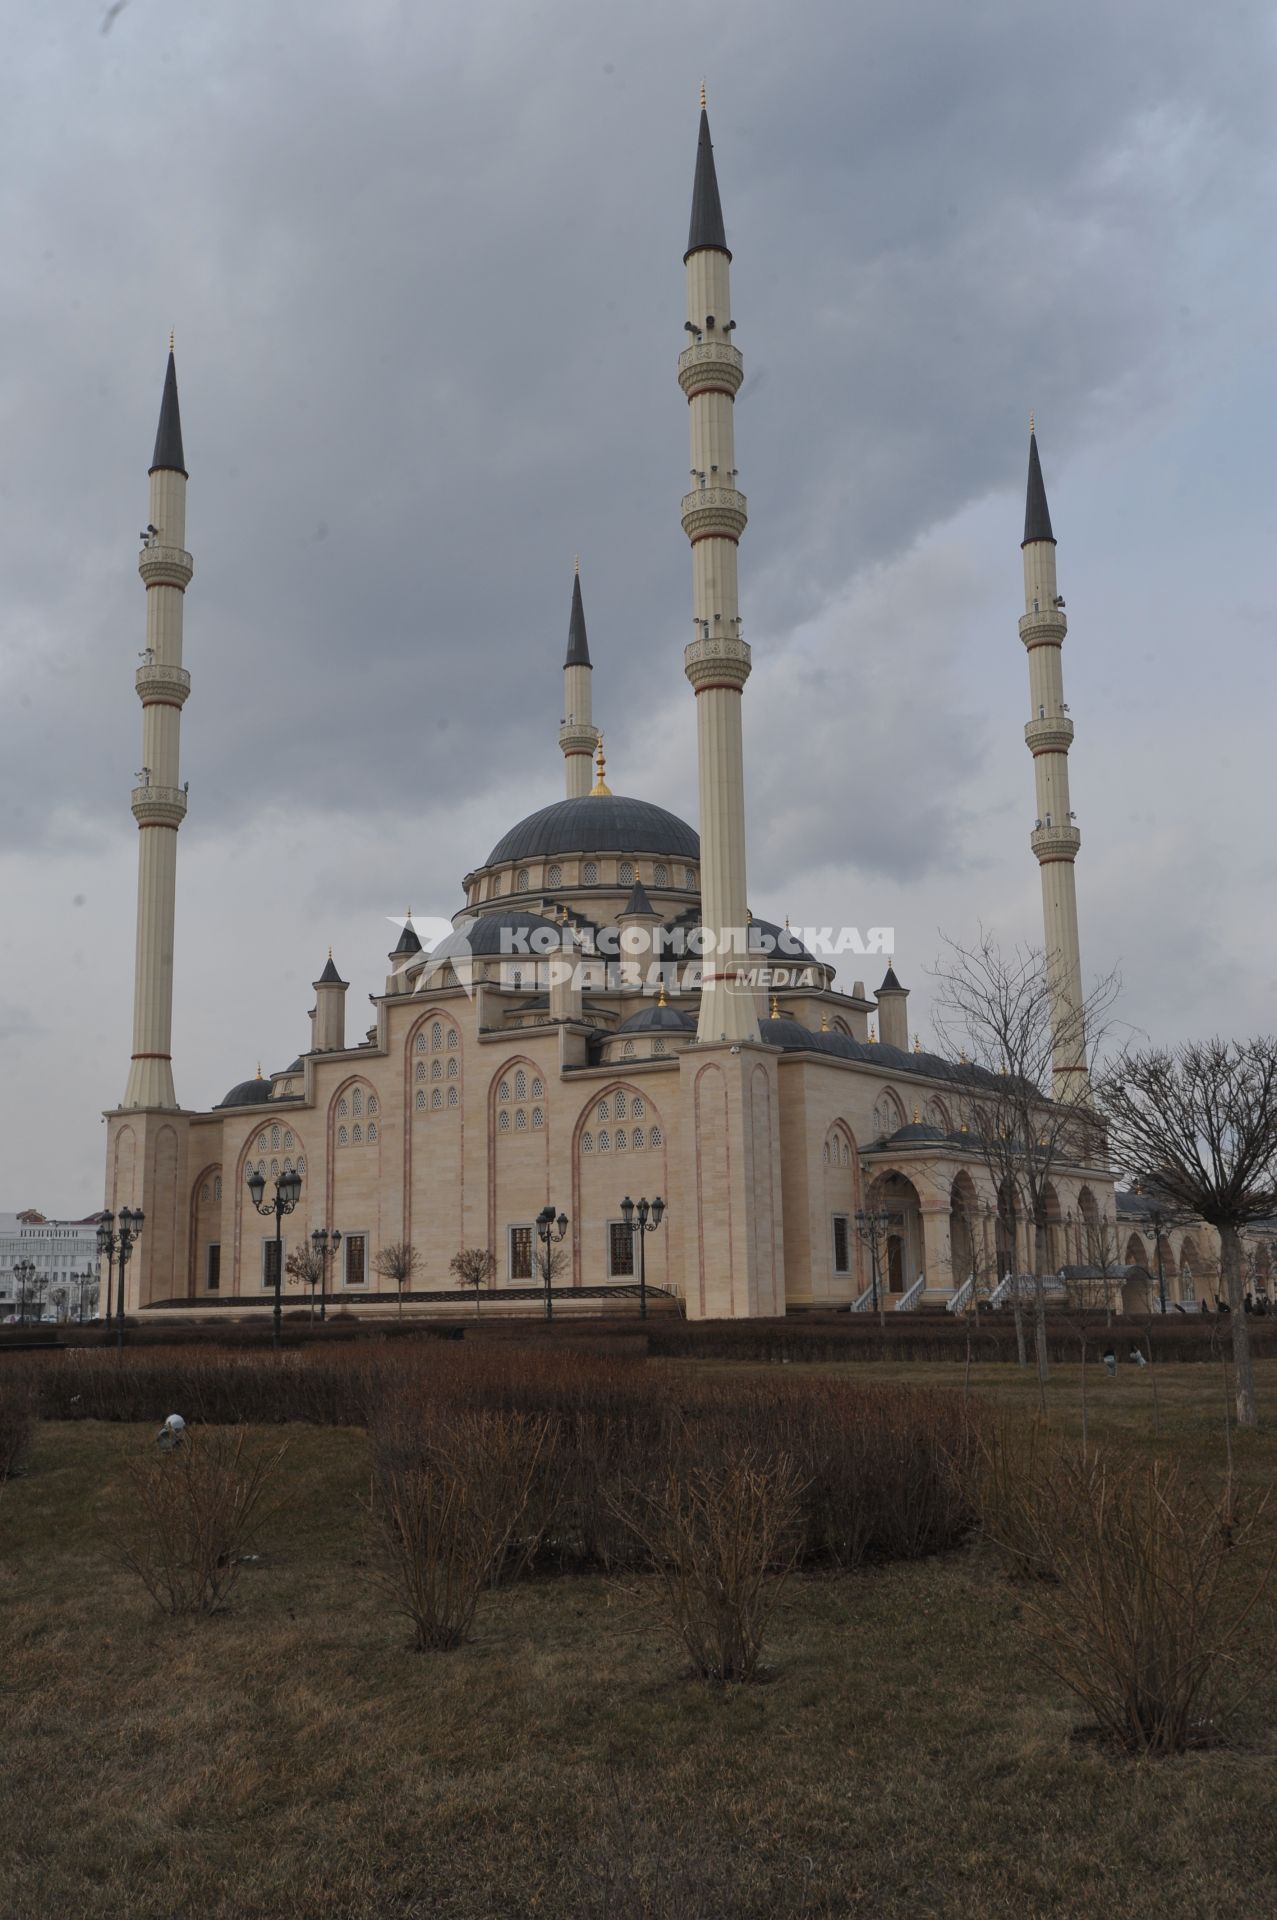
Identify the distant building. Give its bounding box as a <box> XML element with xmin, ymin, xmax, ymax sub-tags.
<box><xmin>0</xmin><ymin>1210</ymin><xmax>105</xmax><ymax>1318</ymax></box>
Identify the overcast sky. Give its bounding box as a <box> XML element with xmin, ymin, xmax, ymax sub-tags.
<box><xmin>2</xmin><ymin>0</ymin><xmax>1274</xmax><ymax>1213</ymax></box>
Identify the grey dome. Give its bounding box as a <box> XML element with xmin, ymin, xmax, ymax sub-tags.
<box><xmin>486</xmin><ymin>795</ymin><xmax>699</xmax><ymax>867</ymax></box>
<box><xmin>216</xmin><ymin>1077</ymin><xmax>275</xmax><ymax>1109</ymax></box>
<box><xmin>427</xmin><ymin>909</ymin><xmax>562</xmax><ymax>963</ymax></box>
<box><xmin>615</xmin><ymin>1003</ymin><xmax>697</xmax><ymax>1034</ymax></box>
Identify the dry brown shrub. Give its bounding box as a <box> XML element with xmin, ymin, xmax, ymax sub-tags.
<box><xmin>118</xmin><ymin>1426</ymin><xmax>287</xmax><ymax>1616</ymax></box>
<box><xmin>981</xmin><ymin>1438</ymin><xmax>1276</xmax><ymax>1752</ymax></box>
<box><xmin>366</xmin><ymin>1405</ymin><xmax>553</xmax><ymax>1649</ymax></box>
<box><xmin>615</xmin><ymin>1429</ymin><xmax>805</xmax><ymax>1682</ymax></box>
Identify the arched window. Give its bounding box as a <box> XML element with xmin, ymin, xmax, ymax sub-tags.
<box><xmin>583</xmin><ymin>861</ymin><xmax>598</xmax><ymax>885</ymax></box>
<box><xmin>823</xmin><ymin>1142</ymin><xmax>831</xmax><ymax>1164</ymax></box>
<box><xmin>432</xmin><ymin>1021</ymin><xmax>442</xmax><ymax>1050</ymax></box>
<box><xmin>615</xmin><ymin>1090</ymin><xmax>627</xmax><ymax>1118</ymax></box>
<box><xmin>338</xmin><ymin>1125</ymin><xmax>349</xmax><ymax>1145</ymax></box>
<box><xmin>531</xmin><ymin>1076</ymin><xmax>543</xmax><ymax>1098</ymax></box>
<box><xmin>351</xmin><ymin>1125</ymin><xmax>362</xmax><ymax>1144</ymax></box>
<box><xmin>432</xmin><ymin>1088</ymin><xmax>443</xmax><ymax>1110</ymax></box>
<box><xmin>447</xmin><ymin>1085</ymin><xmax>458</xmax><ymax>1107</ymax></box>
<box><xmin>633</xmin><ymin>1126</ymin><xmax>645</xmax><ymax>1149</ymax></box>
<box><xmin>599</xmin><ymin>1130</ymin><xmax>611</xmax><ymax>1151</ymax></box>
<box><xmin>213</xmin><ymin>1176</ymin><xmax>222</xmax><ymax>1201</ymax></box>
<box><xmin>499</xmin><ymin>1109</ymin><xmax>510</xmax><ymax>1131</ymax></box>
<box><xmin>447</xmin><ymin>1058</ymin><xmax>458</xmax><ymax>1078</ymax></box>
<box><xmin>283</xmin><ymin>1131</ymin><xmax>294</xmax><ymax>1149</ymax></box>
<box><xmin>431</xmin><ymin>1059</ymin><xmax>443</xmax><ymax>1080</ymax></box>
<box><xmin>650</xmin><ymin>1124</ymin><xmax>663</xmax><ymax>1147</ymax></box>
<box><xmin>416</xmin><ymin>1032</ymin><xmax>428</xmax><ymax>1052</ymax></box>
<box><xmin>654</xmin><ymin>1039</ymin><xmax>666</xmax><ymax>1056</ymax></box>
<box><xmin>632</xmin><ymin>1096</ymin><xmax>644</xmax><ymax>1119</ymax></box>
<box><xmin>547</xmin><ymin>864</ymin><xmax>562</xmax><ymax>888</ymax></box>
<box><xmin>515</xmin><ymin>1109</ymin><xmax>528</xmax><ymax>1130</ymax></box>
<box><xmin>270</xmin><ymin>1124</ymin><xmax>280</xmax><ymax>1149</ymax></box>
<box><xmin>683</xmin><ymin>867</ymin><xmax>696</xmax><ymax>889</ymax></box>
<box><xmin>499</xmin><ymin>1079</ymin><xmax>510</xmax><ymax>1101</ymax></box>
<box><xmin>416</xmin><ymin>1060</ymin><xmax>427</xmax><ymax>1081</ymax></box>
<box><xmin>447</xmin><ymin>1029</ymin><xmax>458</xmax><ymax>1049</ymax></box>
<box><xmin>616</xmin><ymin>1129</ymin><xmax>627</xmax><ymax>1150</ymax></box>
<box><xmin>516</xmin><ymin>868</ymin><xmax>530</xmax><ymax>892</ymax></box>
<box><xmin>653</xmin><ymin>864</ymin><xmax>667</xmax><ymax>887</ymax></box>
<box><xmin>337</xmin><ymin>1097</ymin><xmax>349</xmax><ymax>1118</ymax></box>
<box><xmin>619</xmin><ymin>860</ymin><xmax>634</xmax><ymax>886</ymax></box>
<box><xmin>416</xmin><ymin>1090</ymin><xmax>426</xmax><ymax>1109</ymax></box>
<box><xmin>201</xmin><ymin>1182</ymin><xmax>211</xmax><ymax>1202</ymax></box>
<box><xmin>597</xmin><ymin>1098</ymin><xmax>609</xmax><ymax>1121</ymax></box>
<box><xmin>515</xmin><ymin>1069</ymin><xmax>527</xmax><ymax>1099</ymax></box>
<box><xmin>296</xmin><ymin>1159</ymin><xmax>305</xmax><ymax>1177</ymax></box>
<box><xmin>532</xmin><ymin>1106</ymin><xmax>544</xmax><ymax>1128</ymax></box>
<box><xmin>367</xmin><ymin>1096</ymin><xmax>379</xmax><ymax>1116</ymax></box>
<box><xmin>367</xmin><ymin>1122</ymin><xmax>377</xmax><ymax>1142</ymax></box>
<box><xmin>283</xmin><ymin>1157</ymin><xmax>293</xmax><ymax>1173</ymax></box>
<box><xmin>270</xmin><ymin>1158</ymin><xmax>279</xmax><ymax>1176</ymax></box>
<box><xmin>352</xmin><ymin>1089</ymin><xmax>363</xmax><ymax>1116</ymax></box>
<box><xmin>623</xmin><ymin>1041</ymin><xmax>635</xmax><ymax>1059</ymax></box>
<box><xmin>582</xmin><ymin>1132</ymin><xmax>594</xmax><ymax>1153</ymax></box>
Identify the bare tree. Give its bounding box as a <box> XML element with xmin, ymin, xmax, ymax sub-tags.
<box><xmin>1095</xmin><ymin>1039</ymin><xmax>1277</xmax><ymax>1429</ymax></box>
<box><xmin>449</xmin><ymin>1247</ymin><xmax>497</xmax><ymax>1319</ymax></box>
<box><xmin>373</xmin><ymin>1241</ymin><xmax>422</xmax><ymax>1319</ymax></box>
<box><xmin>47</xmin><ymin>1281</ymin><xmax>70</xmax><ymax>1324</ymax></box>
<box><xmin>285</xmin><ymin>1244</ymin><xmax>325</xmax><ymax>1321</ymax></box>
<box><xmin>931</xmin><ymin>931</ymin><xmax>1119</xmax><ymax>1400</ymax></box>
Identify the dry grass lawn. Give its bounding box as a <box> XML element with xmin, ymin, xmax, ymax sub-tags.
<box><xmin>3</xmin><ymin>1361</ymin><xmax>1275</xmax><ymax>1919</ymax></box>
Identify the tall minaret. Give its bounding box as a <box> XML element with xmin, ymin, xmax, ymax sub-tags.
<box><xmin>122</xmin><ymin>344</ymin><xmax>192</xmax><ymax>1110</ymax></box>
<box><xmin>1020</xmin><ymin>421</ymin><xmax>1086</xmax><ymax>1100</ymax></box>
<box><xmin>558</xmin><ymin>563</ymin><xmax>597</xmax><ymax>798</ymax></box>
<box><xmin>681</xmin><ymin>92</ymin><xmax>756</xmax><ymax>1043</ymax></box>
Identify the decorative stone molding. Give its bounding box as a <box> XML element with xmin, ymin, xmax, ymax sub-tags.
<box><xmin>1030</xmin><ymin>822</ymin><xmax>1081</xmax><ymax>861</ymax></box>
<box><xmin>135</xmin><ymin>663</ymin><xmax>192</xmax><ymax>707</ymax></box>
<box><xmin>138</xmin><ymin>544</ymin><xmax>194</xmax><ymax>590</ymax></box>
<box><xmin>131</xmin><ymin>784</ymin><xmax>188</xmax><ymax>827</ymax></box>
<box><xmin>1018</xmin><ymin>608</ymin><xmax>1066</xmax><ymax>649</ymax></box>
<box><xmin>558</xmin><ymin>720</ymin><xmax>598</xmax><ymax>756</ymax></box>
<box><xmin>684</xmin><ymin>635</ymin><xmax>752</xmax><ymax>692</ymax></box>
<box><xmin>677</xmin><ymin>341</ymin><xmax>744</xmax><ymax>398</ymax></box>
<box><xmin>1024</xmin><ymin>715</ymin><xmax>1074</xmax><ymax>755</ymax></box>
<box><xmin>680</xmin><ymin>487</ymin><xmax>748</xmax><ymax>541</ymax></box>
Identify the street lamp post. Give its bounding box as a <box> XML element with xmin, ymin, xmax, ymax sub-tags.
<box><xmin>13</xmin><ymin>1259</ymin><xmax>36</xmax><ymax>1326</ymax></box>
<box><xmin>535</xmin><ymin>1204</ymin><xmax>569</xmax><ymax>1323</ymax></box>
<box><xmin>310</xmin><ymin>1225</ymin><xmax>342</xmax><ymax>1324</ymax></box>
<box><xmin>114</xmin><ymin>1209</ymin><xmax>143</xmax><ymax>1349</ymax></box>
<box><xmin>96</xmin><ymin>1217</ymin><xmax>116</xmax><ymax>1335</ymax></box>
<box><xmin>248</xmin><ymin>1166</ymin><xmax>303</xmax><ymax>1349</ymax></box>
<box><xmin>73</xmin><ymin>1266</ymin><xmax>95</xmax><ymax>1323</ymax></box>
<box><xmin>619</xmin><ymin>1195</ymin><xmax>666</xmax><ymax>1320</ymax></box>
<box><xmin>853</xmin><ymin>1207</ymin><xmax>891</xmax><ymax>1324</ymax></box>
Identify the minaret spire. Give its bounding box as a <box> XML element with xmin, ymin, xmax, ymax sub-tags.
<box><xmin>559</xmin><ymin>563</ymin><xmax>597</xmax><ymax>797</ymax></box>
<box><xmin>1020</xmin><ymin>423</ymin><xmax>1087</xmax><ymax>1100</ymax></box>
<box><xmin>122</xmin><ymin>347</ymin><xmax>193</xmax><ymax>1109</ymax></box>
<box><xmin>680</xmin><ymin>98</ymin><xmax>754</xmax><ymax>1042</ymax></box>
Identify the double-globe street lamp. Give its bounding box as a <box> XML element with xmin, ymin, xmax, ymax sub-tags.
<box><xmin>97</xmin><ymin>1208</ymin><xmax>144</xmax><ymax>1347</ymax></box>
<box><xmin>310</xmin><ymin>1225</ymin><xmax>342</xmax><ymax>1323</ymax></box>
<box><xmin>535</xmin><ymin>1204</ymin><xmax>569</xmax><ymax>1322</ymax></box>
<box><xmin>247</xmin><ymin>1166</ymin><xmax>303</xmax><ymax>1348</ymax></box>
<box><xmin>619</xmin><ymin>1194</ymin><xmax>666</xmax><ymax>1320</ymax></box>
<box><xmin>853</xmin><ymin>1206</ymin><xmax>892</xmax><ymax>1319</ymax></box>
<box><xmin>12</xmin><ymin>1258</ymin><xmax>36</xmax><ymax>1325</ymax></box>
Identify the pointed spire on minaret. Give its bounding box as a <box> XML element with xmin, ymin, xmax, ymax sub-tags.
<box><xmin>1023</xmin><ymin>420</ymin><xmax>1055</xmax><ymax>546</ymax></box>
<box><xmin>686</xmin><ymin>95</ymin><xmax>729</xmax><ymax>261</ymax></box>
<box><xmin>150</xmin><ymin>345</ymin><xmax>187</xmax><ymax>478</ymax></box>
<box><xmin>565</xmin><ymin>565</ymin><xmax>591</xmax><ymax>667</ymax></box>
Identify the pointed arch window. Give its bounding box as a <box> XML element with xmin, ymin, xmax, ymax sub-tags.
<box><xmin>432</xmin><ymin>1088</ymin><xmax>443</xmax><ymax>1110</ymax></box>
<box><xmin>532</xmin><ymin>1106</ymin><xmax>544</xmax><ymax>1128</ymax></box>
<box><xmin>447</xmin><ymin>1059</ymin><xmax>458</xmax><ymax>1078</ymax></box>
<box><xmin>447</xmin><ymin>1029</ymin><xmax>459</xmax><ymax>1049</ymax></box>
<box><xmin>616</xmin><ymin>1129</ymin><xmax>627</xmax><ymax>1151</ymax></box>
<box><xmin>597</xmin><ymin>1098</ymin><xmax>609</xmax><ymax>1121</ymax></box>
<box><xmin>367</xmin><ymin>1121</ymin><xmax>377</xmax><ymax>1142</ymax></box>
<box><xmin>515</xmin><ymin>1110</ymin><xmax>528</xmax><ymax>1130</ymax></box>
<box><xmin>447</xmin><ymin>1085</ymin><xmax>459</xmax><ymax>1107</ymax></box>
<box><xmin>432</xmin><ymin>1059</ymin><xmax>443</xmax><ymax>1080</ymax></box>
<box><xmin>337</xmin><ymin>1097</ymin><xmax>348</xmax><ymax>1118</ymax></box>
<box><xmin>619</xmin><ymin>861</ymin><xmax>634</xmax><ymax>886</ymax></box>
<box><xmin>531</xmin><ymin>1076</ymin><xmax>543</xmax><ymax>1098</ymax></box>
<box><xmin>499</xmin><ymin>1109</ymin><xmax>511</xmax><ymax>1131</ymax></box>
<box><xmin>633</xmin><ymin>1126</ymin><xmax>645</xmax><ymax>1149</ymax></box>
<box><xmin>338</xmin><ymin>1126</ymin><xmax>349</xmax><ymax>1146</ymax></box>
<box><xmin>416</xmin><ymin>1033</ymin><xmax>428</xmax><ymax>1052</ymax></box>
<box><xmin>653</xmin><ymin>864</ymin><xmax>667</xmax><ymax>887</ymax></box>
<box><xmin>582</xmin><ymin>1132</ymin><xmax>593</xmax><ymax>1153</ymax></box>
<box><xmin>598</xmin><ymin>1130</ymin><xmax>611</xmax><ymax>1152</ymax></box>
<box><xmin>650</xmin><ymin>1124</ymin><xmax>663</xmax><ymax>1147</ymax></box>
<box><xmin>623</xmin><ymin>1041</ymin><xmax>635</xmax><ymax>1059</ymax></box>
<box><xmin>432</xmin><ymin>1021</ymin><xmax>443</xmax><ymax>1050</ymax></box>
<box><xmin>416</xmin><ymin>1090</ymin><xmax>426</xmax><ymax>1110</ymax></box>
<box><xmin>547</xmin><ymin>864</ymin><xmax>562</xmax><ymax>888</ymax></box>
<box><xmin>367</xmin><ymin>1095</ymin><xmax>379</xmax><ymax>1116</ymax></box>
<box><xmin>615</xmin><ymin>1090</ymin><xmax>627</xmax><ymax>1118</ymax></box>
<box><xmin>583</xmin><ymin>861</ymin><xmax>598</xmax><ymax>886</ymax></box>
<box><xmin>416</xmin><ymin>1060</ymin><xmax>427</xmax><ymax>1081</ymax></box>
<box><xmin>515</xmin><ymin>1069</ymin><xmax>527</xmax><ymax>1099</ymax></box>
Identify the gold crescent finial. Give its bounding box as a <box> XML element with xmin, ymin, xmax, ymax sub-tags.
<box><xmin>913</xmin><ymin>1105</ymin><xmax>921</xmax><ymax>1125</ymax></box>
<box><xmin>590</xmin><ymin>733</ymin><xmax>612</xmax><ymax>796</ymax></box>
<box><xmin>700</xmin><ymin>81</ymin><xmax>707</xmax><ymax>110</ymax></box>
<box><xmin>255</xmin><ymin>1062</ymin><xmax>263</xmax><ymax>1079</ymax></box>
<box><xmin>657</xmin><ymin>978</ymin><xmax>668</xmax><ymax>1007</ymax></box>
<box><xmin>769</xmin><ymin>994</ymin><xmax>780</xmax><ymax>1020</ymax></box>
<box><xmin>328</xmin><ymin>945</ymin><xmax>333</xmax><ymax>960</ymax></box>
<box><xmin>574</xmin><ymin>554</ymin><xmax>580</xmax><ymax>576</ymax></box>
<box><xmin>868</xmin><ymin>1021</ymin><xmax>877</xmax><ymax>1044</ymax></box>
<box><xmin>170</xmin><ymin>330</ymin><xmax>175</xmax><ymax>353</ymax></box>
<box><xmin>820</xmin><ymin>1010</ymin><xmax>830</xmax><ymax>1032</ymax></box>
<box><xmin>1029</xmin><ymin>411</ymin><xmax>1035</xmax><ymax>434</ymax></box>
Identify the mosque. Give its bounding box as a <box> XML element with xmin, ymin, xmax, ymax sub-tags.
<box><xmin>103</xmin><ymin>102</ymin><xmax>1123</xmax><ymax>1319</ymax></box>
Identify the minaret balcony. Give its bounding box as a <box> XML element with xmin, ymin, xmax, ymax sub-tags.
<box><xmin>1018</xmin><ymin>607</ymin><xmax>1066</xmax><ymax>648</ymax></box>
<box><xmin>677</xmin><ymin>341</ymin><xmax>744</xmax><ymax>398</ymax></box>
<box><xmin>684</xmin><ymin>634</ymin><xmax>751</xmax><ymax>691</ymax></box>
<box><xmin>135</xmin><ymin>662</ymin><xmax>192</xmax><ymax>707</ymax></box>
<box><xmin>680</xmin><ymin>486</ymin><xmax>748</xmax><ymax>541</ymax></box>
<box><xmin>1024</xmin><ymin>715</ymin><xmax>1073</xmax><ymax>755</ymax></box>
<box><xmin>131</xmin><ymin>784</ymin><xmax>188</xmax><ymax>827</ymax></box>
<box><xmin>1030</xmin><ymin>822</ymin><xmax>1081</xmax><ymax>862</ymax></box>
<box><xmin>138</xmin><ymin>544</ymin><xmax>194</xmax><ymax>590</ymax></box>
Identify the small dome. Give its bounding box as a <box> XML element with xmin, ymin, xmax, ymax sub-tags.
<box><xmin>615</xmin><ymin>1003</ymin><xmax>697</xmax><ymax>1034</ymax></box>
<box><xmin>486</xmin><ymin>795</ymin><xmax>699</xmax><ymax>866</ymax></box>
<box><xmin>427</xmin><ymin>909</ymin><xmax>563</xmax><ymax>964</ymax></box>
<box><xmin>216</xmin><ymin>1077</ymin><xmax>275</xmax><ymax>1109</ymax></box>
<box><xmin>279</xmin><ymin>1059</ymin><xmax>303</xmax><ymax>1076</ymax></box>
<box><xmin>886</xmin><ymin>1121</ymin><xmax>948</xmax><ymax>1145</ymax></box>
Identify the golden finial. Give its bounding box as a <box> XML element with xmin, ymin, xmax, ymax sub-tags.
<box><xmin>820</xmin><ymin>1010</ymin><xmax>830</xmax><ymax>1032</ymax></box>
<box><xmin>784</xmin><ymin>914</ymin><xmax>790</xmax><ymax>930</ymax></box>
<box><xmin>169</xmin><ymin>329</ymin><xmax>175</xmax><ymax>353</ymax></box>
<box><xmin>657</xmin><ymin>979</ymin><xmax>668</xmax><ymax>1007</ymax></box>
<box><xmin>913</xmin><ymin>1035</ymin><xmax>922</xmax><ymax>1053</ymax></box>
<box><xmin>574</xmin><ymin>555</ymin><xmax>580</xmax><ymax>576</ymax></box>
<box><xmin>770</xmin><ymin>994</ymin><xmax>780</xmax><ymax>1020</ymax></box>
<box><xmin>255</xmin><ymin>1062</ymin><xmax>263</xmax><ymax>1080</ymax></box>
<box><xmin>960</xmin><ymin>1119</ymin><xmax>969</xmax><ymax>1134</ymax></box>
<box><xmin>868</xmin><ymin>1022</ymin><xmax>878</xmax><ymax>1044</ymax></box>
<box><xmin>700</xmin><ymin>81</ymin><xmax>707</xmax><ymax>110</ymax></box>
<box><xmin>1029</xmin><ymin>411</ymin><xmax>1035</xmax><ymax>434</ymax></box>
<box><xmin>406</xmin><ymin>906</ymin><xmax>412</xmax><ymax>919</ymax></box>
<box><xmin>912</xmin><ymin>1105</ymin><xmax>920</xmax><ymax>1125</ymax></box>
<box><xmin>589</xmin><ymin>733</ymin><xmax>612</xmax><ymax>796</ymax></box>
<box><xmin>328</xmin><ymin>945</ymin><xmax>333</xmax><ymax>960</ymax></box>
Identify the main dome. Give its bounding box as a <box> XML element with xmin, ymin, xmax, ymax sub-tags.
<box><xmin>485</xmin><ymin>795</ymin><xmax>700</xmax><ymax>867</ymax></box>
